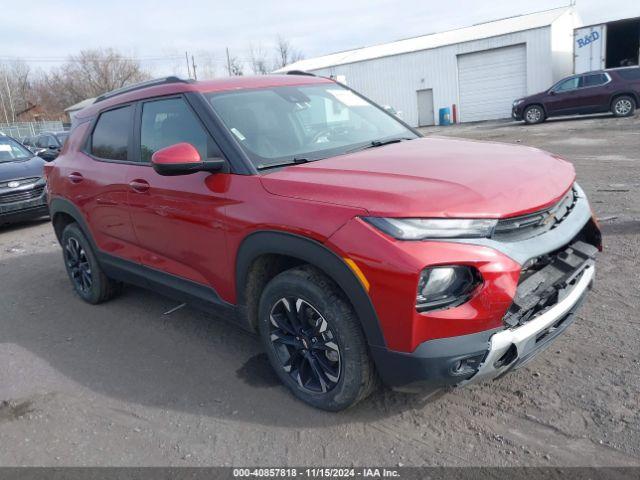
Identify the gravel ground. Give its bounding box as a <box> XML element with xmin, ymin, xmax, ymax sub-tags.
<box><xmin>0</xmin><ymin>114</ymin><xmax>638</xmax><ymax>467</ymax></box>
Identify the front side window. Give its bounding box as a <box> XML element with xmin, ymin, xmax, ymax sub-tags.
<box><xmin>140</xmin><ymin>97</ymin><xmax>218</xmax><ymax>162</ymax></box>
<box><xmin>91</xmin><ymin>105</ymin><xmax>132</xmax><ymax>161</ymax></box>
<box><xmin>207</xmin><ymin>83</ymin><xmax>416</xmax><ymax>169</ymax></box>
<box><xmin>0</xmin><ymin>136</ymin><xmax>33</xmax><ymax>163</ymax></box>
<box><xmin>554</xmin><ymin>77</ymin><xmax>580</xmax><ymax>92</ymax></box>
<box><xmin>582</xmin><ymin>73</ymin><xmax>608</xmax><ymax>87</ymax></box>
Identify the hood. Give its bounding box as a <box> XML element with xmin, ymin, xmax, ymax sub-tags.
<box><xmin>260</xmin><ymin>137</ymin><xmax>575</xmax><ymax>218</ymax></box>
<box><xmin>522</xmin><ymin>90</ymin><xmax>549</xmax><ymax>102</ymax></box>
<box><xmin>0</xmin><ymin>156</ymin><xmax>45</xmax><ymax>182</ymax></box>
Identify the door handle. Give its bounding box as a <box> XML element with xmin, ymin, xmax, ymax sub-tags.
<box><xmin>129</xmin><ymin>179</ymin><xmax>150</xmax><ymax>193</ymax></box>
<box><xmin>68</xmin><ymin>172</ymin><xmax>84</xmax><ymax>184</ymax></box>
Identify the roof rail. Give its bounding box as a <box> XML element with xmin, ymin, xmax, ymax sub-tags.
<box><xmin>285</xmin><ymin>70</ymin><xmax>316</xmax><ymax>77</ymax></box>
<box><xmin>94</xmin><ymin>76</ymin><xmax>190</xmax><ymax>103</ymax></box>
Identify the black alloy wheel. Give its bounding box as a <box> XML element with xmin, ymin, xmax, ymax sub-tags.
<box><xmin>268</xmin><ymin>296</ymin><xmax>341</xmax><ymax>393</ymax></box>
<box><xmin>258</xmin><ymin>266</ymin><xmax>377</xmax><ymax>411</ymax></box>
<box><xmin>61</xmin><ymin>223</ymin><xmax>122</xmax><ymax>304</ymax></box>
<box><xmin>64</xmin><ymin>236</ymin><xmax>93</xmax><ymax>294</ymax></box>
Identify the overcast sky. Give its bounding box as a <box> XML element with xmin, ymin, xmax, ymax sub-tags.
<box><xmin>3</xmin><ymin>0</ymin><xmax>639</xmax><ymax>77</ymax></box>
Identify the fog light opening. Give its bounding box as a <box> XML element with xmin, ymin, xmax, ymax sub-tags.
<box><xmin>494</xmin><ymin>344</ymin><xmax>518</xmax><ymax>369</ymax></box>
<box><xmin>450</xmin><ymin>353</ymin><xmax>485</xmax><ymax>376</ymax></box>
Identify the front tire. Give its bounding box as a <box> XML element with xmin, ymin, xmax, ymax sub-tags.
<box><xmin>61</xmin><ymin>223</ymin><xmax>122</xmax><ymax>304</ymax></box>
<box><xmin>612</xmin><ymin>95</ymin><xmax>635</xmax><ymax>117</ymax></box>
<box><xmin>258</xmin><ymin>266</ymin><xmax>377</xmax><ymax>411</ymax></box>
<box><xmin>523</xmin><ymin>105</ymin><xmax>545</xmax><ymax>124</ymax></box>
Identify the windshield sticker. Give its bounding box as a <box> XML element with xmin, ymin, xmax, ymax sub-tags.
<box><xmin>327</xmin><ymin>89</ymin><xmax>368</xmax><ymax>107</ymax></box>
<box><xmin>230</xmin><ymin>127</ymin><xmax>246</xmax><ymax>141</ymax></box>
<box><xmin>0</xmin><ymin>145</ymin><xmax>12</xmax><ymax>152</ymax></box>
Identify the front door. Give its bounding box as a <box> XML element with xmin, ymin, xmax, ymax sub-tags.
<box><xmin>545</xmin><ymin>76</ymin><xmax>583</xmax><ymax>115</ymax></box>
<box><xmin>125</xmin><ymin>96</ymin><xmax>230</xmax><ymax>297</ymax></box>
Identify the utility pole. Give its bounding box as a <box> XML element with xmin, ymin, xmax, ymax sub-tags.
<box><xmin>191</xmin><ymin>55</ymin><xmax>197</xmax><ymax>80</ymax></box>
<box><xmin>226</xmin><ymin>47</ymin><xmax>232</xmax><ymax>76</ymax></box>
<box><xmin>185</xmin><ymin>51</ymin><xmax>192</xmax><ymax>79</ymax></box>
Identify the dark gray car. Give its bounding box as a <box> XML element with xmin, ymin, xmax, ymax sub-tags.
<box><xmin>0</xmin><ymin>135</ymin><xmax>49</xmax><ymax>225</ymax></box>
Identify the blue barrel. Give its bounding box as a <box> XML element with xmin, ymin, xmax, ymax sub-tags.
<box><xmin>439</xmin><ymin>107</ymin><xmax>451</xmax><ymax>126</ymax></box>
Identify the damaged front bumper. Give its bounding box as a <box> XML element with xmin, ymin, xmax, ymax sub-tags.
<box><xmin>370</xmin><ymin>184</ymin><xmax>600</xmax><ymax>393</ymax></box>
<box><xmin>462</xmin><ymin>255</ymin><xmax>595</xmax><ymax>385</ymax></box>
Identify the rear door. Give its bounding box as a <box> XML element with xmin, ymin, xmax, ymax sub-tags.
<box><xmin>124</xmin><ymin>95</ymin><xmax>230</xmax><ymax>295</ymax></box>
<box><xmin>576</xmin><ymin>73</ymin><xmax>612</xmax><ymax>112</ymax></box>
<box><xmin>73</xmin><ymin>104</ymin><xmax>140</xmax><ymax>261</ymax></box>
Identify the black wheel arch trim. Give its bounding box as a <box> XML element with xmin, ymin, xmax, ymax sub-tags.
<box><xmin>235</xmin><ymin>230</ymin><xmax>386</xmax><ymax>347</ymax></box>
<box><xmin>50</xmin><ymin>197</ymin><xmax>98</xmax><ymax>248</ymax></box>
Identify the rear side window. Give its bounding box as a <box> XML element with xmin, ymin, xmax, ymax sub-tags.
<box><xmin>140</xmin><ymin>97</ymin><xmax>219</xmax><ymax>162</ymax></box>
<box><xmin>617</xmin><ymin>68</ymin><xmax>640</xmax><ymax>80</ymax></box>
<box><xmin>91</xmin><ymin>105</ymin><xmax>132</xmax><ymax>160</ymax></box>
<box><xmin>582</xmin><ymin>73</ymin><xmax>608</xmax><ymax>87</ymax></box>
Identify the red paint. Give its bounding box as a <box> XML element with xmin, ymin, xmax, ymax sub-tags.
<box><xmin>47</xmin><ymin>75</ymin><xmax>584</xmax><ymax>354</ymax></box>
<box><xmin>452</xmin><ymin>104</ymin><xmax>458</xmax><ymax>124</ymax></box>
<box><xmin>262</xmin><ymin>137</ymin><xmax>575</xmax><ymax>218</ymax></box>
<box><xmin>151</xmin><ymin>142</ymin><xmax>202</xmax><ymax>165</ymax></box>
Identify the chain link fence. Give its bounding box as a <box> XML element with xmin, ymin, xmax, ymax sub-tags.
<box><xmin>0</xmin><ymin>121</ymin><xmax>66</xmax><ymax>140</ymax></box>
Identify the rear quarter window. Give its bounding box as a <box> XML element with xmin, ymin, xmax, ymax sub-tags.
<box><xmin>91</xmin><ymin>105</ymin><xmax>133</xmax><ymax>160</ymax></box>
<box><xmin>617</xmin><ymin>68</ymin><xmax>640</xmax><ymax>81</ymax></box>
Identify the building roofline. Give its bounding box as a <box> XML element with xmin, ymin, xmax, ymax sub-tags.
<box><xmin>277</xmin><ymin>6</ymin><xmax>575</xmax><ymax>73</ymax></box>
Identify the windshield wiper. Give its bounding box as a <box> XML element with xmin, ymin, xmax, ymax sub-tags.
<box><xmin>346</xmin><ymin>137</ymin><xmax>414</xmax><ymax>154</ymax></box>
<box><xmin>257</xmin><ymin>157</ymin><xmax>310</xmax><ymax>171</ymax></box>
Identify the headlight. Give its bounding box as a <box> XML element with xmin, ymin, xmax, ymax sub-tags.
<box><xmin>513</xmin><ymin>99</ymin><xmax>524</xmax><ymax>106</ymax></box>
<box><xmin>417</xmin><ymin>266</ymin><xmax>481</xmax><ymax>311</ymax></box>
<box><xmin>363</xmin><ymin>217</ymin><xmax>497</xmax><ymax>240</ymax></box>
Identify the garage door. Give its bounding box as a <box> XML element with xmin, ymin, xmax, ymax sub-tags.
<box><xmin>457</xmin><ymin>45</ymin><xmax>527</xmax><ymax>122</ymax></box>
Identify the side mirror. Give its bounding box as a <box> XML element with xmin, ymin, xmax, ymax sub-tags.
<box><xmin>549</xmin><ymin>90</ymin><xmax>556</xmax><ymax>96</ymax></box>
<box><xmin>151</xmin><ymin>142</ymin><xmax>225</xmax><ymax>176</ymax></box>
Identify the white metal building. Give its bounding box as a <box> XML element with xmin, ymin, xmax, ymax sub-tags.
<box><xmin>278</xmin><ymin>7</ymin><xmax>579</xmax><ymax>126</ymax></box>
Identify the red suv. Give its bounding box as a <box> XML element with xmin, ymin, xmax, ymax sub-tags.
<box><xmin>45</xmin><ymin>74</ymin><xmax>601</xmax><ymax>411</ymax></box>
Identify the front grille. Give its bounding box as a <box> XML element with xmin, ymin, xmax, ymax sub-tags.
<box><xmin>493</xmin><ymin>187</ymin><xmax>577</xmax><ymax>242</ymax></box>
<box><xmin>0</xmin><ymin>177</ymin><xmax>41</xmax><ymax>188</ymax></box>
<box><xmin>0</xmin><ymin>185</ymin><xmax>45</xmax><ymax>204</ymax></box>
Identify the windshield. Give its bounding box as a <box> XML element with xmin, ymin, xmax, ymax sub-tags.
<box><xmin>56</xmin><ymin>132</ymin><xmax>69</xmax><ymax>144</ymax></box>
<box><xmin>0</xmin><ymin>137</ymin><xmax>33</xmax><ymax>163</ymax></box>
<box><xmin>207</xmin><ymin>83</ymin><xmax>417</xmax><ymax>169</ymax></box>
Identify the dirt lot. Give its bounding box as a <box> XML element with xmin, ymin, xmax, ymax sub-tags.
<box><xmin>0</xmin><ymin>114</ymin><xmax>638</xmax><ymax>467</ymax></box>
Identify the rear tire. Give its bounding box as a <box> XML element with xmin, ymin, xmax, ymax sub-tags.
<box><xmin>258</xmin><ymin>266</ymin><xmax>377</xmax><ymax>411</ymax></box>
<box><xmin>523</xmin><ymin>105</ymin><xmax>545</xmax><ymax>124</ymax></box>
<box><xmin>611</xmin><ymin>95</ymin><xmax>635</xmax><ymax>117</ymax></box>
<box><xmin>61</xmin><ymin>223</ymin><xmax>122</xmax><ymax>304</ymax></box>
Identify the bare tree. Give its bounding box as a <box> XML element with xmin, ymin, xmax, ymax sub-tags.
<box><xmin>274</xmin><ymin>36</ymin><xmax>304</xmax><ymax>69</ymax></box>
<box><xmin>249</xmin><ymin>44</ymin><xmax>270</xmax><ymax>75</ymax></box>
<box><xmin>225</xmin><ymin>50</ymin><xmax>244</xmax><ymax>76</ymax></box>
<box><xmin>196</xmin><ymin>51</ymin><xmax>217</xmax><ymax>80</ymax></box>
<box><xmin>0</xmin><ymin>60</ymin><xmax>32</xmax><ymax>122</ymax></box>
<box><xmin>35</xmin><ymin>48</ymin><xmax>150</xmax><ymax>115</ymax></box>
